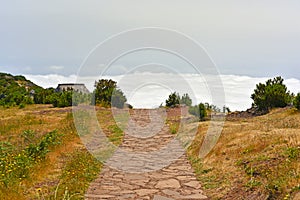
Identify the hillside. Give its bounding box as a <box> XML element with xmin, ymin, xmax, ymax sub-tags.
<box><xmin>188</xmin><ymin>107</ymin><xmax>300</xmax><ymax>200</ymax></box>
<box><xmin>0</xmin><ymin>73</ymin><xmax>43</xmax><ymax>106</ymax></box>
<box><xmin>0</xmin><ymin>72</ymin><xmax>90</xmax><ymax>108</ymax></box>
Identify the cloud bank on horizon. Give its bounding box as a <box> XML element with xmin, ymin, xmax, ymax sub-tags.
<box><xmin>24</xmin><ymin>73</ymin><xmax>300</xmax><ymax>111</ymax></box>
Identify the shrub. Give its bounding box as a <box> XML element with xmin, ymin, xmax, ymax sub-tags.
<box><xmin>34</xmin><ymin>88</ymin><xmax>55</xmax><ymax>104</ymax></box>
<box><xmin>93</xmin><ymin>79</ymin><xmax>127</xmax><ymax>108</ymax></box>
<box><xmin>21</xmin><ymin>130</ymin><xmax>37</xmax><ymax>145</ymax></box>
<box><xmin>0</xmin><ymin>130</ymin><xmax>62</xmax><ymax>188</ymax></box>
<box><xmin>25</xmin><ymin>130</ymin><xmax>62</xmax><ymax>160</ymax></box>
<box><xmin>180</xmin><ymin>93</ymin><xmax>192</xmax><ymax>106</ymax></box>
<box><xmin>51</xmin><ymin>90</ymin><xmax>88</xmax><ymax>108</ymax></box>
<box><xmin>251</xmin><ymin>76</ymin><xmax>292</xmax><ymax>111</ymax></box>
<box><xmin>112</xmin><ymin>89</ymin><xmax>127</xmax><ymax>108</ymax></box>
<box><xmin>294</xmin><ymin>93</ymin><xmax>300</xmax><ymax>110</ymax></box>
<box><xmin>165</xmin><ymin>92</ymin><xmax>180</xmax><ymax>108</ymax></box>
<box><xmin>18</xmin><ymin>103</ymin><xmax>25</xmax><ymax>109</ymax></box>
<box><xmin>189</xmin><ymin>103</ymin><xmax>207</xmax><ymax>121</ymax></box>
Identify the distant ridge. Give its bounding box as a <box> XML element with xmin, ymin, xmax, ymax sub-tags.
<box><xmin>0</xmin><ymin>72</ymin><xmax>43</xmax><ymax>88</ymax></box>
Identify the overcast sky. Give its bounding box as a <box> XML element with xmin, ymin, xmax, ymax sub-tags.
<box><xmin>0</xmin><ymin>0</ymin><xmax>300</xmax><ymax>78</ymax></box>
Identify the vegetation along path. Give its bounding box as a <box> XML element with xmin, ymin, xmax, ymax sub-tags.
<box><xmin>85</xmin><ymin>109</ymin><xmax>208</xmax><ymax>200</ymax></box>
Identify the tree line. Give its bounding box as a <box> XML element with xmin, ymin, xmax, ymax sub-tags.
<box><xmin>163</xmin><ymin>76</ymin><xmax>300</xmax><ymax>121</ymax></box>
<box><xmin>34</xmin><ymin>79</ymin><xmax>127</xmax><ymax>108</ymax></box>
<box><xmin>0</xmin><ymin>73</ymin><xmax>126</xmax><ymax>109</ymax></box>
<box><xmin>163</xmin><ymin>92</ymin><xmax>228</xmax><ymax>121</ymax></box>
<box><xmin>1</xmin><ymin>73</ymin><xmax>300</xmax><ymax>113</ymax></box>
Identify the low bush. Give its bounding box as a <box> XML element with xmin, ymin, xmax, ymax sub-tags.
<box><xmin>251</xmin><ymin>76</ymin><xmax>292</xmax><ymax>111</ymax></box>
<box><xmin>0</xmin><ymin>130</ymin><xmax>62</xmax><ymax>188</ymax></box>
<box><xmin>294</xmin><ymin>93</ymin><xmax>300</xmax><ymax>110</ymax></box>
<box><xmin>189</xmin><ymin>103</ymin><xmax>207</xmax><ymax>121</ymax></box>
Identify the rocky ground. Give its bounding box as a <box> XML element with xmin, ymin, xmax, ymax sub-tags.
<box><xmin>85</xmin><ymin>109</ymin><xmax>208</xmax><ymax>200</ymax></box>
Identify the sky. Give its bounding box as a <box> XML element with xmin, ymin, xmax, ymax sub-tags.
<box><xmin>1</xmin><ymin>1</ymin><xmax>300</xmax><ymax>110</ymax></box>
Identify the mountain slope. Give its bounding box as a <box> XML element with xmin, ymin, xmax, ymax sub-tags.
<box><xmin>0</xmin><ymin>72</ymin><xmax>43</xmax><ymax>106</ymax></box>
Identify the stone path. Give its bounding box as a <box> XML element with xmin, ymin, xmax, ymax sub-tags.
<box><xmin>85</xmin><ymin>109</ymin><xmax>208</xmax><ymax>200</ymax></box>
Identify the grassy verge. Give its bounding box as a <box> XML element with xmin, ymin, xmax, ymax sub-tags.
<box><xmin>187</xmin><ymin>108</ymin><xmax>300</xmax><ymax>199</ymax></box>
<box><xmin>49</xmin><ymin>150</ymin><xmax>102</xmax><ymax>200</ymax></box>
<box><xmin>0</xmin><ymin>105</ymin><xmax>125</xmax><ymax>199</ymax></box>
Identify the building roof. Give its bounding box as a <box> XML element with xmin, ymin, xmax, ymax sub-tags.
<box><xmin>56</xmin><ymin>83</ymin><xmax>90</xmax><ymax>94</ymax></box>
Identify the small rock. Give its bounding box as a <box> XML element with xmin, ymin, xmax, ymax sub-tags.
<box><xmin>153</xmin><ymin>195</ymin><xmax>174</xmax><ymax>200</ymax></box>
<box><xmin>162</xmin><ymin>189</ymin><xmax>182</xmax><ymax>198</ymax></box>
<box><xmin>101</xmin><ymin>185</ymin><xmax>121</xmax><ymax>190</ymax></box>
<box><xmin>135</xmin><ymin>189</ymin><xmax>158</xmax><ymax>196</ymax></box>
<box><xmin>176</xmin><ymin>175</ymin><xmax>193</xmax><ymax>180</ymax></box>
<box><xmin>85</xmin><ymin>194</ymin><xmax>115</xmax><ymax>199</ymax></box>
<box><xmin>183</xmin><ymin>181</ymin><xmax>201</xmax><ymax>189</ymax></box>
<box><xmin>182</xmin><ymin>193</ymin><xmax>208</xmax><ymax>199</ymax></box>
<box><xmin>155</xmin><ymin>179</ymin><xmax>180</xmax><ymax>189</ymax></box>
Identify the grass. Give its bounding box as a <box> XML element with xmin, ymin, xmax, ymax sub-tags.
<box><xmin>96</xmin><ymin>108</ymin><xmax>126</xmax><ymax>146</ymax></box>
<box><xmin>186</xmin><ymin>107</ymin><xmax>300</xmax><ymax>199</ymax></box>
<box><xmin>0</xmin><ymin>129</ymin><xmax>63</xmax><ymax>198</ymax></box>
<box><xmin>0</xmin><ymin>104</ymin><xmax>124</xmax><ymax>199</ymax></box>
<box><xmin>2</xmin><ymin>104</ymin><xmax>299</xmax><ymax>199</ymax></box>
<box><xmin>168</xmin><ymin>123</ymin><xmax>179</xmax><ymax>134</ymax></box>
<box><xmin>52</xmin><ymin>150</ymin><xmax>102</xmax><ymax>199</ymax></box>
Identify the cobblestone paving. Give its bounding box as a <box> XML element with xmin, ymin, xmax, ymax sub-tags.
<box><xmin>85</xmin><ymin>109</ymin><xmax>208</xmax><ymax>200</ymax></box>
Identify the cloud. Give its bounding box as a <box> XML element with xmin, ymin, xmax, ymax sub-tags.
<box><xmin>24</xmin><ymin>74</ymin><xmax>77</xmax><ymax>89</ymax></box>
<box><xmin>49</xmin><ymin>65</ymin><xmax>64</xmax><ymax>70</ymax></box>
<box><xmin>1</xmin><ymin>2</ymin><xmax>300</xmax><ymax>79</ymax></box>
<box><xmin>24</xmin><ymin>73</ymin><xmax>300</xmax><ymax>111</ymax></box>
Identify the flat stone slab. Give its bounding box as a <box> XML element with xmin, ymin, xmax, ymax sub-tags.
<box><xmin>153</xmin><ymin>195</ymin><xmax>174</xmax><ymax>200</ymax></box>
<box><xmin>155</xmin><ymin>179</ymin><xmax>181</xmax><ymax>189</ymax></box>
<box><xmin>183</xmin><ymin>181</ymin><xmax>201</xmax><ymax>189</ymax></box>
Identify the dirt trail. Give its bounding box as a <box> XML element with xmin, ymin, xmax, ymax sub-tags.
<box><xmin>85</xmin><ymin>109</ymin><xmax>208</xmax><ymax>200</ymax></box>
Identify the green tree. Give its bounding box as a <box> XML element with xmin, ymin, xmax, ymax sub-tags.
<box><xmin>199</xmin><ymin>103</ymin><xmax>207</xmax><ymax>121</ymax></box>
<box><xmin>165</xmin><ymin>92</ymin><xmax>180</xmax><ymax>108</ymax></box>
<box><xmin>73</xmin><ymin>92</ymin><xmax>91</xmax><ymax>106</ymax></box>
<box><xmin>188</xmin><ymin>103</ymin><xmax>207</xmax><ymax>121</ymax></box>
<box><xmin>180</xmin><ymin>93</ymin><xmax>192</xmax><ymax>106</ymax></box>
<box><xmin>51</xmin><ymin>90</ymin><xmax>73</xmax><ymax>108</ymax></box>
<box><xmin>223</xmin><ymin>105</ymin><xmax>231</xmax><ymax>113</ymax></box>
<box><xmin>34</xmin><ymin>88</ymin><xmax>55</xmax><ymax>104</ymax></box>
<box><xmin>251</xmin><ymin>76</ymin><xmax>292</xmax><ymax>111</ymax></box>
<box><xmin>204</xmin><ymin>103</ymin><xmax>221</xmax><ymax>112</ymax></box>
<box><xmin>111</xmin><ymin>89</ymin><xmax>127</xmax><ymax>108</ymax></box>
<box><xmin>93</xmin><ymin>79</ymin><xmax>127</xmax><ymax>108</ymax></box>
<box><xmin>294</xmin><ymin>93</ymin><xmax>300</xmax><ymax>110</ymax></box>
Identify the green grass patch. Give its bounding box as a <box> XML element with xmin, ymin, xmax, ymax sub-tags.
<box><xmin>0</xmin><ymin>130</ymin><xmax>62</xmax><ymax>189</ymax></box>
<box><xmin>53</xmin><ymin>150</ymin><xmax>102</xmax><ymax>199</ymax></box>
<box><xmin>108</xmin><ymin>124</ymin><xmax>123</xmax><ymax>145</ymax></box>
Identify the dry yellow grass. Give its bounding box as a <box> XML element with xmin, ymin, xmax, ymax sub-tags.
<box><xmin>0</xmin><ymin>105</ymin><xmax>123</xmax><ymax>199</ymax></box>
<box><xmin>1</xmin><ymin>105</ymin><xmax>299</xmax><ymax>199</ymax></box>
<box><xmin>188</xmin><ymin>107</ymin><xmax>300</xmax><ymax>199</ymax></box>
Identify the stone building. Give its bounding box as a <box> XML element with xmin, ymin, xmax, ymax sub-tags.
<box><xmin>56</xmin><ymin>83</ymin><xmax>90</xmax><ymax>94</ymax></box>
